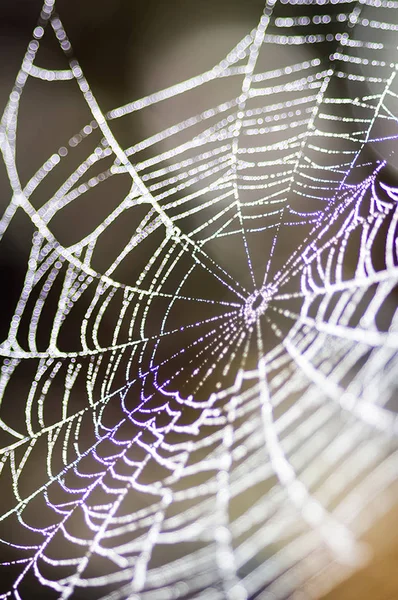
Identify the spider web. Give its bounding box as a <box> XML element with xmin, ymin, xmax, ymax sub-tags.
<box><xmin>0</xmin><ymin>0</ymin><xmax>398</xmax><ymax>598</ymax></box>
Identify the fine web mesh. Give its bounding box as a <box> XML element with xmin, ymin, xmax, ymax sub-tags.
<box><xmin>0</xmin><ymin>0</ymin><xmax>398</xmax><ymax>598</ymax></box>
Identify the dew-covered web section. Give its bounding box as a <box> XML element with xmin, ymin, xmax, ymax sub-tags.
<box><xmin>0</xmin><ymin>0</ymin><xmax>398</xmax><ymax>599</ymax></box>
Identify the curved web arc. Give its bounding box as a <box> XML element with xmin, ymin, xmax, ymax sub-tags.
<box><xmin>0</xmin><ymin>0</ymin><xmax>398</xmax><ymax>599</ymax></box>
<box><xmin>228</xmin><ymin>3</ymin><xmax>277</xmax><ymax>290</ymax></box>
<box><xmin>0</xmin><ymin>37</ymin><xmax>248</xmax><ymax>339</ymax></box>
<box><xmin>255</xmin><ymin>345</ymin><xmax>366</xmax><ymax>565</ymax></box>
<box><xmin>49</xmin><ymin>17</ymin><xmax>252</xmax><ymax>303</ymax></box>
<box><xmin>264</xmin><ymin>308</ymin><xmax>398</xmax><ymax>434</ymax></box>
<box><xmin>257</xmin><ymin>2</ymin><xmax>375</xmax><ymax>292</ymax></box>
<box><xmin>236</xmin><ymin>0</ymin><xmax>398</xmax><ymax>536</ymax></box>
<box><xmin>270</xmin><ymin>164</ymin><xmax>383</xmax><ymax>296</ymax></box>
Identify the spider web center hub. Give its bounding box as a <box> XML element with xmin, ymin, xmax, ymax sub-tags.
<box><xmin>244</xmin><ymin>285</ymin><xmax>276</xmax><ymax>326</ymax></box>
